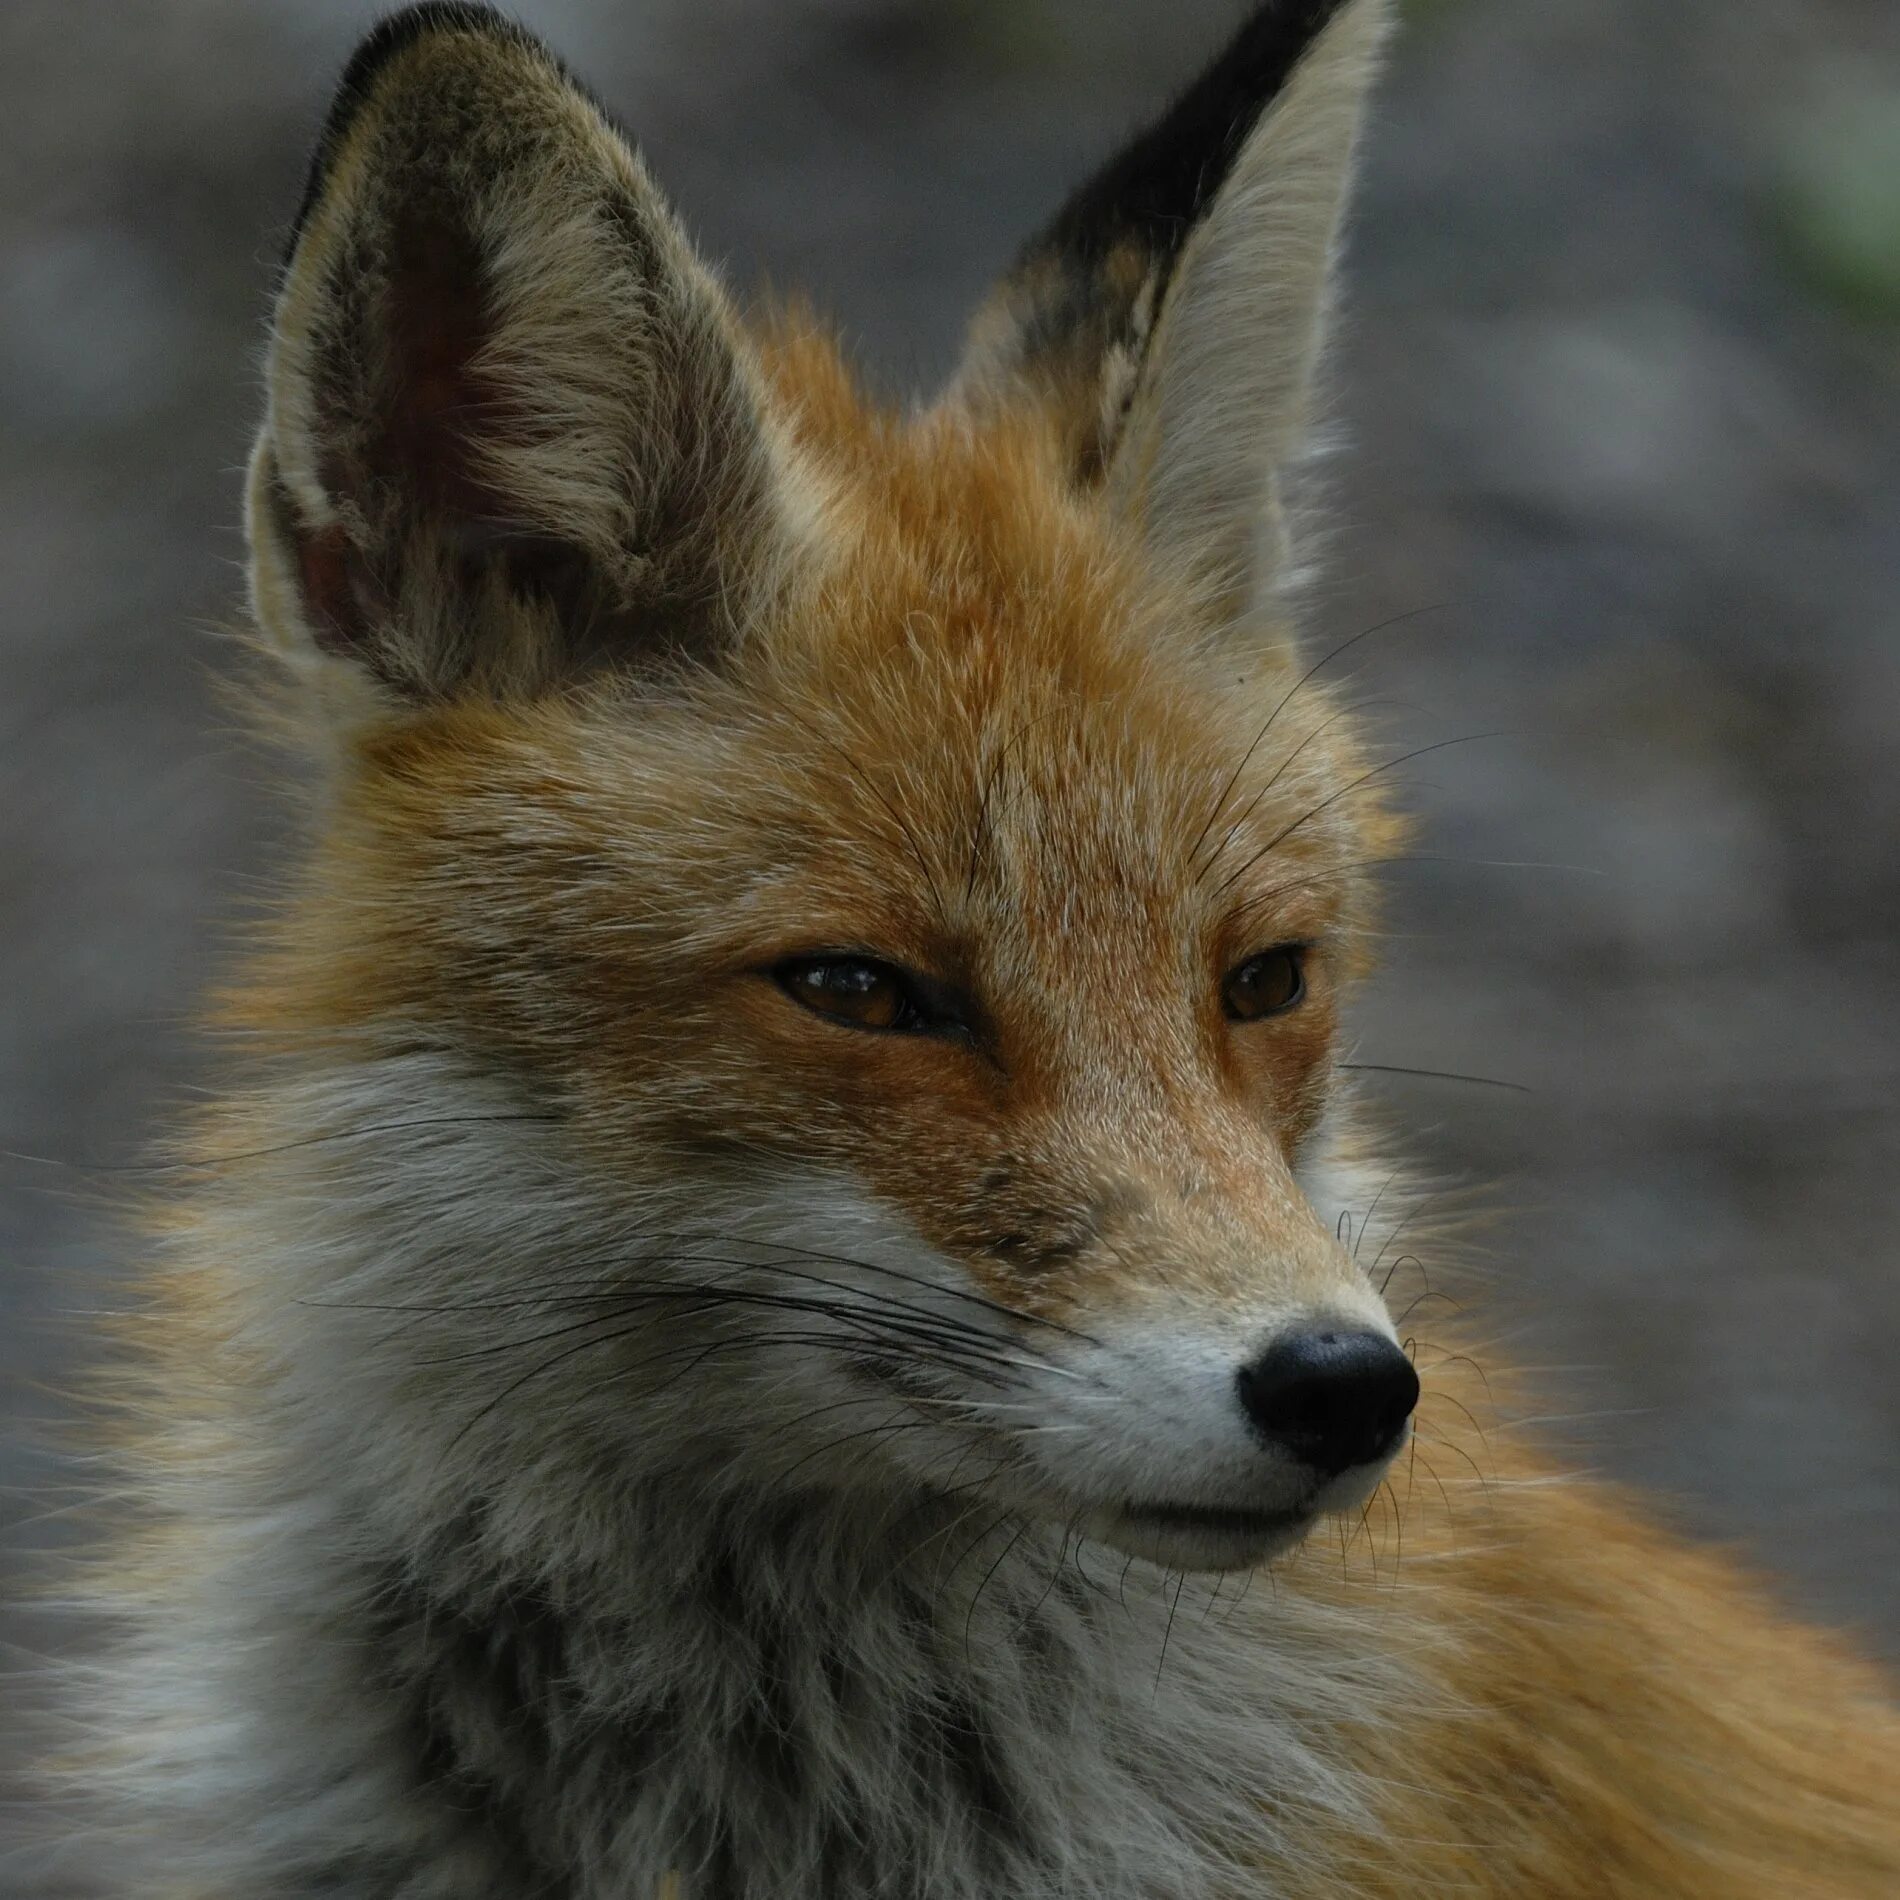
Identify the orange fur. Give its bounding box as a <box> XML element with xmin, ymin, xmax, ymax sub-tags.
<box><xmin>61</xmin><ymin>6</ymin><xmax>1898</xmax><ymax>1894</ymax></box>
<box><xmin>214</xmin><ymin>320</ymin><xmax>1900</xmax><ymax>1890</ymax></box>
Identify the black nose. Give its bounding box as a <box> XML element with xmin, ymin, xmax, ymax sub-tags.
<box><xmin>1236</xmin><ymin>1330</ymin><xmax>1419</xmax><ymax>1476</ymax></box>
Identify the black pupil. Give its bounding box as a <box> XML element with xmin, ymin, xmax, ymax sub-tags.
<box><xmin>1232</xmin><ymin>950</ymin><xmax>1300</xmax><ymax>1016</ymax></box>
<box><xmin>816</xmin><ymin>964</ymin><xmax>880</xmax><ymax>999</ymax></box>
<box><xmin>787</xmin><ymin>959</ymin><xmax>912</xmax><ymax>1028</ymax></box>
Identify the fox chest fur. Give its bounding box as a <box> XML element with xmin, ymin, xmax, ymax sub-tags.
<box><xmin>50</xmin><ymin>2</ymin><xmax>1900</xmax><ymax>1897</ymax></box>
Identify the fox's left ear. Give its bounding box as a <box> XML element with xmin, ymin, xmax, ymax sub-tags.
<box><xmin>947</xmin><ymin>0</ymin><xmax>1390</xmax><ymax>617</ymax></box>
<box><xmin>248</xmin><ymin>4</ymin><xmax>823</xmax><ymax>716</ymax></box>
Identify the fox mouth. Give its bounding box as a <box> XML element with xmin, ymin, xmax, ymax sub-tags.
<box><xmin>1089</xmin><ymin>1497</ymin><xmax>1320</xmax><ymax>1571</ymax></box>
<box><xmin>1120</xmin><ymin>1500</ymin><xmax>1308</xmax><ymax>1538</ymax></box>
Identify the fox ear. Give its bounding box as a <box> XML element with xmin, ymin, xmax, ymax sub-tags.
<box><xmin>948</xmin><ymin>0</ymin><xmax>1389</xmax><ymax>617</ymax></box>
<box><xmin>248</xmin><ymin>3</ymin><xmax>819</xmax><ymax>707</ymax></box>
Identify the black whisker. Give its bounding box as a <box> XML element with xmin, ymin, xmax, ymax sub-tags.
<box><xmin>397</xmin><ymin>1284</ymin><xmax>1035</xmax><ymax>1377</ymax></box>
<box><xmin>1185</xmin><ymin>603</ymin><xmax>1450</xmax><ymax>873</ymax></box>
<box><xmin>1368</xmin><ymin>1190</ymin><xmax>1444</xmax><ymax>1292</ymax></box>
<box><xmin>699</xmin><ymin>1233</ymin><xmax>1093</xmax><ymax>1344</ymax></box>
<box><xmin>1342</xmin><ymin>1063</ymin><xmax>1531</xmax><ymax>1093</ymax></box>
<box><xmin>315</xmin><ymin>1237</ymin><xmax>1074</xmax><ymax>1367</ymax></box>
<box><xmin>1153</xmin><ymin>1569</ymin><xmax>1188</xmax><ymax>1698</ymax></box>
<box><xmin>1418</xmin><ymin>1350</ymin><xmax>1496</xmax><ymax>1409</ymax></box>
<box><xmin>1412</xmin><ymin>1426</ymin><xmax>1493</xmax><ymax>1502</ymax></box>
<box><xmin>1016</xmin><ymin>1516</ymin><xmax>1083</xmax><ymax>1639</ymax></box>
<box><xmin>964</xmin><ymin>1520</ymin><xmax>1032</xmax><ymax>1669</ymax></box>
<box><xmin>4</xmin><ymin>1113</ymin><xmax>561</xmax><ymax>1177</ymax></box>
<box><xmin>1406</xmin><ymin>1442</ymin><xmax>1456</xmax><ymax>1530</ymax></box>
<box><xmin>1417</xmin><ymin>1388</ymin><xmax>1492</xmax><ymax>1449</ymax></box>
<box><xmin>1352</xmin><ymin>1166</ymin><xmax>1406</xmax><ymax>1266</ymax></box>
<box><xmin>1391</xmin><ymin>1288</ymin><xmax>1464</xmax><ymax>1329</ymax></box>
<box><xmin>770</xmin><ymin>1408</ymin><xmax>960</xmax><ymax>1489</ymax></box>
<box><xmin>1208</xmin><ymin>732</ymin><xmax>1504</xmax><ymax>902</ymax></box>
<box><xmin>1194</xmin><ymin>698</ymin><xmax>1375</xmax><ymax>887</ymax></box>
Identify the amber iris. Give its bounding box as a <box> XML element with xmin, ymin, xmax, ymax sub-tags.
<box><xmin>1222</xmin><ymin>946</ymin><xmax>1306</xmax><ymax>1021</ymax></box>
<box><xmin>777</xmin><ymin>956</ymin><xmax>927</xmax><ymax>1033</ymax></box>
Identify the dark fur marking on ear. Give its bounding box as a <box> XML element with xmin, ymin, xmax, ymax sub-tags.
<box><xmin>288</xmin><ymin>4</ymin><xmax>653</xmax><ymax>269</ymax></box>
<box><xmin>966</xmin><ymin>1</ymin><xmax>1356</xmax><ymax>486</ymax></box>
<box><xmin>373</xmin><ymin>208</ymin><xmax>504</xmax><ymax>521</ymax></box>
<box><xmin>287</xmin><ymin>4</ymin><xmax>539</xmax><ymax>262</ymax></box>
<box><xmin>1038</xmin><ymin>0</ymin><xmax>1351</xmax><ymax>276</ymax></box>
<box><xmin>294</xmin><ymin>515</ymin><xmax>376</xmax><ymax>659</ymax></box>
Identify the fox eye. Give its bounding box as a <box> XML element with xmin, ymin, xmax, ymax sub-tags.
<box><xmin>1223</xmin><ymin>946</ymin><xmax>1307</xmax><ymax>1021</ymax></box>
<box><xmin>775</xmin><ymin>956</ymin><xmax>931</xmax><ymax>1034</ymax></box>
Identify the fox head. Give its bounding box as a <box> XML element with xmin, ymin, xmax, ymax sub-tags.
<box><xmin>234</xmin><ymin>0</ymin><xmax>1412</xmax><ymax>1575</ymax></box>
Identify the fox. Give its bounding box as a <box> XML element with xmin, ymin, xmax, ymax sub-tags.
<box><xmin>42</xmin><ymin>0</ymin><xmax>1900</xmax><ymax>1895</ymax></box>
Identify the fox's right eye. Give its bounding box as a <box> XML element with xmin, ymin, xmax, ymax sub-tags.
<box><xmin>774</xmin><ymin>956</ymin><xmax>932</xmax><ymax>1034</ymax></box>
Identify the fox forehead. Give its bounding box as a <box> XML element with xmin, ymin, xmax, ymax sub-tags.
<box><xmin>346</xmin><ymin>337</ymin><xmax>1386</xmax><ymax>996</ymax></box>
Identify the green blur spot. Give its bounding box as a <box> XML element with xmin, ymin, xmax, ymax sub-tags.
<box><xmin>1770</xmin><ymin>88</ymin><xmax>1900</xmax><ymax>326</ymax></box>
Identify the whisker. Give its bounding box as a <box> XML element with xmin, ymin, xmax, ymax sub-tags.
<box><xmin>1352</xmin><ymin>1165</ymin><xmax>1405</xmax><ymax>1266</ymax></box>
<box><xmin>1209</xmin><ymin>732</ymin><xmax>1504</xmax><ymax>902</ymax></box>
<box><xmin>964</xmin><ymin>1520</ymin><xmax>1032</xmax><ymax>1667</ymax></box>
<box><xmin>1416</xmin><ymin>1388</ymin><xmax>1491</xmax><ymax>1447</ymax></box>
<box><xmin>1195</xmin><ymin>698</ymin><xmax>1377</xmax><ymax>887</ymax></box>
<box><xmin>1153</xmin><ymin>1569</ymin><xmax>1188</xmax><ymax>1699</ymax></box>
<box><xmin>1416</xmin><ymin>1351</ymin><xmax>1495</xmax><ymax>1409</ymax></box>
<box><xmin>316</xmin><ymin>1240</ymin><xmax>1072</xmax><ymax>1370</ymax></box>
<box><xmin>1412</xmin><ymin>1427</ymin><xmax>1493</xmax><ymax>1501</ymax></box>
<box><xmin>704</xmin><ymin>1232</ymin><xmax>1093</xmax><ymax>1343</ymax></box>
<box><xmin>1381</xmin><ymin>1478</ymin><xmax>1404</xmax><ymax>1586</ymax></box>
<box><xmin>1391</xmin><ymin>1288</ymin><xmax>1464</xmax><ymax>1328</ymax></box>
<box><xmin>1406</xmin><ymin>1444</ymin><xmax>1458</xmax><ymax>1529</ymax></box>
<box><xmin>1369</xmin><ymin>1191</ymin><xmax>1444</xmax><ymax>1292</ymax></box>
<box><xmin>403</xmin><ymin>1219</ymin><xmax>1093</xmax><ymax>1347</ymax></box>
<box><xmin>1185</xmin><ymin>602</ymin><xmax>1450</xmax><ymax>873</ymax></box>
<box><xmin>314</xmin><ymin>1271</ymin><xmax>1041</xmax><ymax>1383</ymax></box>
<box><xmin>769</xmin><ymin>1409</ymin><xmax>959</xmax><ymax>1489</ymax></box>
<box><xmin>1342</xmin><ymin>1063</ymin><xmax>1531</xmax><ymax>1093</ymax></box>
<box><xmin>2</xmin><ymin>1113</ymin><xmax>561</xmax><ymax>1178</ymax></box>
<box><xmin>1015</xmin><ymin>1516</ymin><xmax>1084</xmax><ymax>1637</ymax></box>
<box><xmin>396</xmin><ymin>1286</ymin><xmax>1037</xmax><ymax>1379</ymax></box>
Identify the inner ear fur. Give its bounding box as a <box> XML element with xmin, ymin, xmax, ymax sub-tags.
<box><xmin>250</xmin><ymin>2</ymin><xmax>818</xmax><ymax>703</ymax></box>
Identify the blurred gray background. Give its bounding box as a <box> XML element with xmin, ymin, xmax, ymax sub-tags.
<box><xmin>5</xmin><ymin>0</ymin><xmax>1899</xmax><ymax>1820</ymax></box>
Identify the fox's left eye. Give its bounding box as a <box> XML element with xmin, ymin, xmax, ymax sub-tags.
<box><xmin>775</xmin><ymin>956</ymin><xmax>933</xmax><ymax>1034</ymax></box>
<box><xmin>1223</xmin><ymin>946</ymin><xmax>1307</xmax><ymax>1021</ymax></box>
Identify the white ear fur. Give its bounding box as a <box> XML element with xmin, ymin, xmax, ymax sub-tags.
<box><xmin>1108</xmin><ymin>0</ymin><xmax>1390</xmax><ymax>615</ymax></box>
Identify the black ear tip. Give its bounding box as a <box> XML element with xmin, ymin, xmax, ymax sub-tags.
<box><xmin>1042</xmin><ymin>0</ymin><xmax>1356</xmax><ymax>266</ymax></box>
<box><xmin>285</xmin><ymin>3</ymin><xmax>549</xmax><ymax>263</ymax></box>
<box><xmin>326</xmin><ymin>3</ymin><xmax>538</xmax><ymax>113</ymax></box>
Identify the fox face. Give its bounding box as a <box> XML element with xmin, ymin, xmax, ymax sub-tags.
<box><xmin>240</xmin><ymin>0</ymin><xmax>1408</xmax><ymax>1577</ymax></box>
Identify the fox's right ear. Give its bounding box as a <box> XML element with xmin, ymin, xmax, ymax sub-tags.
<box><xmin>946</xmin><ymin>0</ymin><xmax>1389</xmax><ymax>624</ymax></box>
<box><xmin>248</xmin><ymin>3</ymin><xmax>822</xmax><ymax>715</ymax></box>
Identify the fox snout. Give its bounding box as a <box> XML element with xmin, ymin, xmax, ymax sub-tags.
<box><xmin>943</xmin><ymin>1165</ymin><xmax>1421</xmax><ymax>1568</ymax></box>
<box><xmin>1025</xmin><ymin>1292</ymin><xmax>1419</xmax><ymax>1571</ymax></box>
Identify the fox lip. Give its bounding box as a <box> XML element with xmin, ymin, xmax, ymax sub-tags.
<box><xmin>1120</xmin><ymin>1500</ymin><xmax>1309</xmax><ymax>1538</ymax></box>
<box><xmin>1087</xmin><ymin>1498</ymin><xmax>1320</xmax><ymax>1572</ymax></box>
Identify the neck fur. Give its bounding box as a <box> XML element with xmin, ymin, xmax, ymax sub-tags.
<box><xmin>336</xmin><ymin>1472</ymin><xmax>1396</xmax><ymax>1899</ymax></box>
